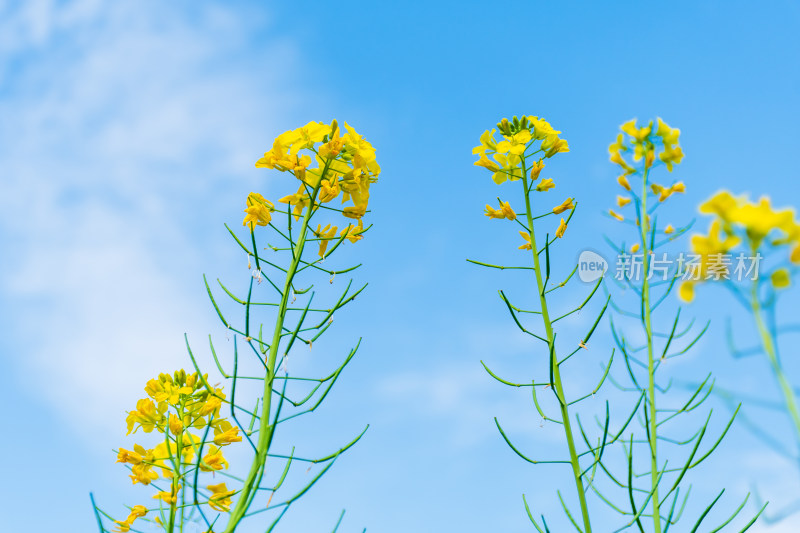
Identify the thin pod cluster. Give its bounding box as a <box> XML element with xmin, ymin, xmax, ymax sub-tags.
<box><xmin>602</xmin><ymin>119</ymin><xmax>764</xmax><ymax>532</ymax></box>
<box><xmin>92</xmin><ymin>119</ymin><xmax>378</xmax><ymax>533</ymax></box>
<box><xmin>683</xmin><ymin>191</ymin><xmax>800</xmax><ymax>524</ymax></box>
<box><xmin>470</xmin><ymin>115</ymin><xmax>611</xmax><ymax>533</ymax></box>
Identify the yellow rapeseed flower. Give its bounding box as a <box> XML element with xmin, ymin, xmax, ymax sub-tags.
<box><xmin>611</xmin><ymin>151</ymin><xmax>634</xmax><ymax>174</ymax></box>
<box><xmin>472</xmin><ymin>129</ymin><xmax>498</xmax><ymax>156</ymax></box>
<box><xmin>771</xmin><ymin>268</ymin><xmax>791</xmax><ymax>289</ymax></box>
<box><xmin>200</xmin><ymin>445</ymin><xmax>229</xmax><ymax>472</ymax></box>
<box><xmin>617</xmin><ymin>174</ymin><xmax>632</xmax><ymax>191</ymax></box>
<box><xmin>651</xmin><ymin>182</ymin><xmax>686</xmax><ymax>202</ymax></box>
<box><xmin>196</xmin><ymin>394</ymin><xmax>223</xmax><ymax>418</ymax></box>
<box><xmin>699</xmin><ymin>190</ymin><xmax>740</xmax><ymax>220</ymax></box>
<box><xmin>633</xmin><ymin>142</ymin><xmax>650</xmax><ymax>162</ymax></box>
<box><xmin>620</xmin><ymin>119</ymin><xmax>652</xmax><ymax>143</ymax></box>
<box><xmin>343</xmin><ymin>205</ymin><xmax>367</xmax><ymax>220</ymax></box>
<box><xmin>659</xmin><ymin>145</ymin><xmax>684</xmax><ymax>171</ymax></box>
<box><xmin>530</xmin><ymin>159</ymin><xmax>545</xmax><ymax>180</ymax></box>
<box><xmin>129</xmin><ymin>463</ymin><xmax>158</xmax><ymax>485</ymax></box>
<box><xmin>153</xmin><ymin>485</ymin><xmax>181</xmax><ymax>505</ymax></box>
<box><xmin>117</xmin><ymin>444</ymin><xmax>146</xmax><ymax>465</ymax></box>
<box><xmin>528</xmin><ymin>116</ymin><xmax>560</xmax><ymax>139</ymax></box>
<box><xmin>126</xmin><ymin>398</ymin><xmax>166</xmax><ymax>435</ymax></box>
<box><xmin>314</xmin><ymin>224</ymin><xmax>339</xmax><ymax>257</ymax></box>
<box><xmin>279</xmin><ymin>186</ymin><xmax>311</xmax><ymax>221</ymax></box>
<box><xmin>243</xmin><ymin>192</ymin><xmax>275</xmax><ymax>230</ymax></box>
<box><xmin>518</xmin><ymin>231</ymin><xmax>532</xmax><ymax>250</ymax></box>
<box><xmin>553</xmin><ymin>197</ymin><xmax>575</xmax><ymax>214</ymax></box>
<box><xmin>168</xmin><ymin>414</ymin><xmax>183</xmax><ymax>436</ymax></box>
<box><xmin>678</xmin><ymin>281</ymin><xmax>695</xmax><ymax>303</ymax></box>
<box><xmin>500</xmin><ymin>201</ymin><xmax>516</xmax><ymax>220</ymax></box>
<box><xmin>695</xmin><ymin>192</ymin><xmax>800</xmax><ymax>279</ymax></box>
<box><xmin>490</xmin><ymin>153</ymin><xmax>523</xmax><ymax>184</ymax></box>
<box><xmin>208</xmin><ymin>483</ymin><xmax>236</xmax><ymax>512</ymax></box>
<box><xmin>496</xmin><ymin>130</ymin><xmax>532</xmax><ymax>156</ymax></box>
<box><xmin>291</xmin><ymin>121</ymin><xmax>331</xmax><ymax>154</ymax></box>
<box><xmin>617</xmin><ymin>195</ymin><xmax>632</xmax><ymax>207</ymax></box>
<box><xmin>609</xmin><ymin>133</ymin><xmax>627</xmax><ymax>156</ymax></box>
<box><xmin>609</xmin><ymin>210</ymin><xmax>624</xmax><ymax>221</ymax></box>
<box><xmin>542</xmin><ymin>135</ymin><xmax>569</xmax><ymax>158</ymax></box>
<box><xmin>255</xmin><ymin>138</ymin><xmax>294</xmax><ymax>171</ymax></box>
<box><xmin>340</xmin><ymin>222</ymin><xmax>366</xmax><ymax>243</ymax></box>
<box><xmin>318</xmin><ymin>178</ymin><xmax>340</xmax><ymax>203</ymax></box>
<box><xmin>474</xmin><ymin>154</ymin><xmax>500</xmax><ymax>173</ymax></box>
<box><xmin>655</xmin><ymin>117</ymin><xmax>680</xmax><ymax>147</ymax></box>
<box><xmin>144</xmin><ymin>376</ymin><xmax>193</xmax><ymax>406</ymax></box>
<box><xmin>734</xmin><ymin>197</ymin><xmax>794</xmax><ymax>248</ymax></box>
<box><xmin>645</xmin><ymin>147</ymin><xmax>655</xmax><ymax>169</ymax></box>
<box><xmin>114</xmin><ymin>505</ymin><xmax>148</xmax><ymax>530</ymax></box>
<box><xmin>687</xmin><ymin>220</ymin><xmax>741</xmax><ymax>280</ymax></box>
<box><xmin>213</xmin><ymin>420</ymin><xmax>243</xmax><ymax>446</ymax></box>
<box><xmin>691</xmin><ymin>220</ymin><xmax>740</xmax><ymax>256</ymax></box>
<box><xmin>791</xmin><ymin>244</ymin><xmax>800</xmax><ymax>263</ymax></box>
<box><xmin>536</xmin><ymin>178</ymin><xmax>555</xmax><ymax>192</ymax></box>
<box><xmin>556</xmin><ymin>218</ymin><xmax>567</xmax><ymax>238</ymax></box>
<box><xmin>343</xmin><ymin>122</ymin><xmax>377</xmax><ymax>162</ymax></box>
<box><xmin>485</xmin><ymin>201</ymin><xmax>516</xmax><ymax>221</ymax></box>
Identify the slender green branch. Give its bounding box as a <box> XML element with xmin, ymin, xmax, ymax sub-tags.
<box><xmin>222</xmin><ymin>163</ymin><xmax>329</xmax><ymax>532</ymax></box>
<box><xmin>520</xmin><ymin>166</ymin><xmax>593</xmax><ymax>533</ymax></box>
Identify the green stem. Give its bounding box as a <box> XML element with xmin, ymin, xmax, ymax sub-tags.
<box><xmin>639</xmin><ymin>163</ymin><xmax>662</xmax><ymax>533</ymax></box>
<box><xmin>521</xmin><ymin>170</ymin><xmax>593</xmax><ymax>533</ymax></box>
<box><xmin>223</xmin><ymin>168</ymin><xmax>327</xmax><ymax>532</ymax></box>
<box><xmin>167</xmin><ymin>432</ymin><xmax>181</xmax><ymax>533</ymax></box>
<box><xmin>179</xmin><ymin>402</ymin><xmax>186</xmax><ymax>533</ymax></box>
<box><xmin>751</xmin><ymin>281</ymin><xmax>800</xmax><ymax>449</ymax></box>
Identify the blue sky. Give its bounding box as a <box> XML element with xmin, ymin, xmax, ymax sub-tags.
<box><xmin>1</xmin><ymin>0</ymin><xmax>799</xmax><ymax>531</ymax></box>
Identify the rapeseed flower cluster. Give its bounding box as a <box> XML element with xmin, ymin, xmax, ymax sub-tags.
<box><xmin>608</xmin><ymin>118</ymin><xmax>685</xmax><ymax>223</ymax></box>
<box><xmin>115</xmin><ymin>370</ymin><xmax>241</xmax><ymax>530</ymax></box>
<box><xmin>680</xmin><ymin>191</ymin><xmax>800</xmax><ymax>301</ymax></box>
<box><xmin>244</xmin><ymin>120</ymin><xmax>380</xmax><ymax>257</ymax></box>
<box><xmin>473</xmin><ymin>115</ymin><xmax>573</xmax><ymax>247</ymax></box>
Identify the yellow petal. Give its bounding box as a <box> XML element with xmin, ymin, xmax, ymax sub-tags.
<box><xmin>771</xmin><ymin>268</ymin><xmax>791</xmax><ymax>289</ymax></box>
<box><xmin>679</xmin><ymin>282</ymin><xmax>695</xmax><ymax>303</ymax></box>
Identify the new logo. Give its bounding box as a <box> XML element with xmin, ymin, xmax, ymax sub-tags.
<box><xmin>578</xmin><ymin>250</ymin><xmax>608</xmax><ymax>282</ymax></box>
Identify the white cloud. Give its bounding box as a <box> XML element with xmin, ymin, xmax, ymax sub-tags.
<box><xmin>0</xmin><ymin>0</ymin><xmax>301</xmax><ymax>445</ymax></box>
<box><xmin>376</xmin><ymin>356</ymin><xmax>569</xmax><ymax>449</ymax></box>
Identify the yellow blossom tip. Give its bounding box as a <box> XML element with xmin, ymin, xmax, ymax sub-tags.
<box><xmin>556</xmin><ymin>218</ymin><xmax>567</xmax><ymax>238</ymax></box>
<box><xmin>678</xmin><ymin>282</ymin><xmax>695</xmax><ymax>303</ymax></box>
<box><xmin>553</xmin><ymin>197</ymin><xmax>575</xmax><ymax>214</ymax></box>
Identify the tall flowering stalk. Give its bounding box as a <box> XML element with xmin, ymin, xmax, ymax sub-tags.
<box><xmin>682</xmin><ymin>191</ymin><xmax>800</xmax><ymax>523</ymax></box>
<box><xmin>470</xmin><ymin>115</ymin><xmax>612</xmax><ymax>532</ymax></box>
<box><xmin>602</xmin><ymin>119</ymin><xmax>763</xmax><ymax>531</ymax></box>
<box><xmin>92</xmin><ymin>119</ymin><xmax>379</xmax><ymax>532</ymax></box>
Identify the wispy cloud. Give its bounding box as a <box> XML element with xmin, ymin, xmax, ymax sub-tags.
<box><xmin>0</xmin><ymin>0</ymin><xmax>301</xmax><ymax>445</ymax></box>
